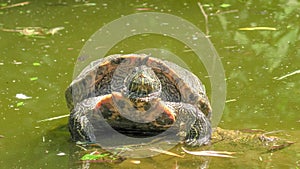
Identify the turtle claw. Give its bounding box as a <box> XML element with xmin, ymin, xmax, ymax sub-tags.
<box><xmin>185</xmin><ymin>135</ymin><xmax>211</xmax><ymax>147</ymax></box>
<box><xmin>183</xmin><ymin>109</ymin><xmax>212</xmax><ymax>146</ymax></box>
<box><xmin>185</xmin><ymin>130</ymin><xmax>211</xmax><ymax>147</ymax></box>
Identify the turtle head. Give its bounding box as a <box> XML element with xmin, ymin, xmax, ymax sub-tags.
<box><xmin>125</xmin><ymin>65</ymin><xmax>161</xmax><ymax>101</ymax></box>
<box><xmin>123</xmin><ymin>59</ymin><xmax>161</xmax><ymax>111</ymax></box>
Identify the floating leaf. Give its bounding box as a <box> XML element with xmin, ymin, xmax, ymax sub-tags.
<box><xmin>220</xmin><ymin>3</ymin><xmax>231</xmax><ymax>8</ymax></box>
<box><xmin>81</xmin><ymin>153</ymin><xmax>109</xmax><ymax>161</ymax></box>
<box><xmin>16</xmin><ymin>102</ymin><xmax>24</xmax><ymax>107</ymax></box>
<box><xmin>81</xmin><ymin>154</ymin><xmax>99</xmax><ymax>160</ymax></box>
<box><xmin>30</xmin><ymin>77</ymin><xmax>38</xmax><ymax>81</ymax></box>
<box><xmin>216</xmin><ymin>14</ymin><xmax>228</xmax><ymax>30</ymax></box>
<box><xmin>33</xmin><ymin>62</ymin><xmax>41</xmax><ymax>66</ymax></box>
<box><xmin>0</xmin><ymin>3</ymin><xmax>8</xmax><ymax>7</ymax></box>
<box><xmin>16</xmin><ymin>93</ymin><xmax>32</xmax><ymax>100</ymax></box>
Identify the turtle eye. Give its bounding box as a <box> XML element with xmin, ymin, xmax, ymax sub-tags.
<box><xmin>140</xmin><ymin>89</ymin><xmax>148</xmax><ymax>96</ymax></box>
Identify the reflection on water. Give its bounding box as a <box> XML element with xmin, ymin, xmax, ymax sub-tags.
<box><xmin>0</xmin><ymin>0</ymin><xmax>299</xmax><ymax>168</ymax></box>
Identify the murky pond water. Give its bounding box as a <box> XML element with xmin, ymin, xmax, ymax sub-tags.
<box><xmin>1</xmin><ymin>0</ymin><xmax>299</xmax><ymax>168</ymax></box>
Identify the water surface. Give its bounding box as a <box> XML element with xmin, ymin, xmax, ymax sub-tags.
<box><xmin>0</xmin><ymin>0</ymin><xmax>299</xmax><ymax>168</ymax></box>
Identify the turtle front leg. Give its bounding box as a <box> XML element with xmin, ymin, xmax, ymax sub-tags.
<box><xmin>184</xmin><ymin>112</ymin><xmax>211</xmax><ymax>146</ymax></box>
<box><xmin>164</xmin><ymin>102</ymin><xmax>212</xmax><ymax>146</ymax></box>
<box><xmin>69</xmin><ymin>94</ymin><xmax>113</xmax><ymax>142</ymax></box>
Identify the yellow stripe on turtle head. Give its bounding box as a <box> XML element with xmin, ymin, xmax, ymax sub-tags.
<box><xmin>126</xmin><ymin>65</ymin><xmax>161</xmax><ymax>101</ymax></box>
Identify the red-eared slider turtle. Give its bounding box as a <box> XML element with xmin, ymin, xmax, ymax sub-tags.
<box><xmin>65</xmin><ymin>54</ymin><xmax>212</xmax><ymax>146</ymax></box>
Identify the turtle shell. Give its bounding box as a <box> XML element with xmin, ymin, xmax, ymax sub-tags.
<box><xmin>65</xmin><ymin>54</ymin><xmax>211</xmax><ymax>119</ymax></box>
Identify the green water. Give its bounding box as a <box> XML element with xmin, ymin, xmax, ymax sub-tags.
<box><xmin>0</xmin><ymin>0</ymin><xmax>299</xmax><ymax>168</ymax></box>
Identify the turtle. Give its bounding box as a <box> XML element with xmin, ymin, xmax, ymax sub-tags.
<box><xmin>65</xmin><ymin>54</ymin><xmax>212</xmax><ymax>146</ymax></box>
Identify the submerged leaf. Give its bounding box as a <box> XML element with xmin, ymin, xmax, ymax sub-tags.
<box><xmin>30</xmin><ymin>77</ymin><xmax>38</xmax><ymax>81</ymax></box>
<box><xmin>220</xmin><ymin>3</ymin><xmax>231</xmax><ymax>8</ymax></box>
<box><xmin>16</xmin><ymin>102</ymin><xmax>24</xmax><ymax>107</ymax></box>
<box><xmin>234</xmin><ymin>31</ymin><xmax>249</xmax><ymax>44</ymax></box>
<box><xmin>33</xmin><ymin>62</ymin><xmax>41</xmax><ymax>66</ymax></box>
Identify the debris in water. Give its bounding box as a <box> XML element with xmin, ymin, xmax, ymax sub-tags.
<box><xmin>13</xmin><ymin>60</ymin><xmax>22</xmax><ymax>65</ymax></box>
<box><xmin>0</xmin><ymin>1</ymin><xmax>30</xmax><ymax>10</ymax></box>
<box><xmin>149</xmin><ymin>148</ymin><xmax>184</xmax><ymax>158</ymax></box>
<box><xmin>239</xmin><ymin>128</ymin><xmax>265</xmax><ymax>133</ymax></box>
<box><xmin>130</xmin><ymin>160</ymin><xmax>141</xmax><ymax>164</ymax></box>
<box><xmin>1</xmin><ymin>26</ymin><xmax>64</xmax><ymax>37</ymax></box>
<box><xmin>197</xmin><ymin>1</ymin><xmax>210</xmax><ymax>36</ymax></box>
<box><xmin>275</xmin><ymin>70</ymin><xmax>300</xmax><ymax>80</ymax></box>
<box><xmin>181</xmin><ymin>147</ymin><xmax>236</xmax><ymax>158</ymax></box>
<box><xmin>76</xmin><ymin>144</ymin><xmax>88</xmax><ymax>151</ymax></box>
<box><xmin>267</xmin><ymin>141</ymin><xmax>294</xmax><ymax>152</ymax></box>
<box><xmin>238</xmin><ymin>27</ymin><xmax>277</xmax><ymax>31</ymax></box>
<box><xmin>47</xmin><ymin>27</ymin><xmax>64</xmax><ymax>35</ymax></box>
<box><xmin>135</xmin><ymin>8</ymin><xmax>152</xmax><ymax>11</ymax></box>
<box><xmin>37</xmin><ymin>114</ymin><xmax>70</xmax><ymax>123</ymax></box>
<box><xmin>73</xmin><ymin>3</ymin><xmax>96</xmax><ymax>7</ymax></box>
<box><xmin>215</xmin><ymin>9</ymin><xmax>239</xmax><ymax>15</ymax></box>
<box><xmin>57</xmin><ymin>152</ymin><xmax>66</xmax><ymax>156</ymax></box>
<box><xmin>225</xmin><ymin>99</ymin><xmax>237</xmax><ymax>103</ymax></box>
<box><xmin>16</xmin><ymin>93</ymin><xmax>32</xmax><ymax>100</ymax></box>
